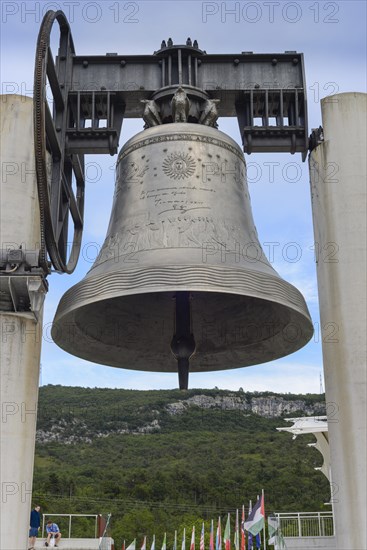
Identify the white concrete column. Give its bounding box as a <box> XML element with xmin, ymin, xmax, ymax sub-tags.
<box><xmin>0</xmin><ymin>95</ymin><xmax>44</xmax><ymax>550</ymax></box>
<box><xmin>309</xmin><ymin>93</ymin><xmax>367</xmax><ymax>549</ymax></box>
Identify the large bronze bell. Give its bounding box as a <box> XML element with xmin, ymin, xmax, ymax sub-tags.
<box><xmin>52</xmin><ymin>122</ymin><xmax>313</xmax><ymax>388</ymax></box>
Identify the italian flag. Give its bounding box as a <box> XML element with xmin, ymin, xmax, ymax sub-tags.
<box><xmin>244</xmin><ymin>495</ymin><xmax>265</xmax><ymax>536</ymax></box>
<box><xmin>161</xmin><ymin>533</ymin><xmax>167</xmax><ymax>550</ymax></box>
<box><xmin>223</xmin><ymin>514</ymin><xmax>231</xmax><ymax>550</ymax></box>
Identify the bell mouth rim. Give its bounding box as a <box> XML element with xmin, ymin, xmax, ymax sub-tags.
<box><xmin>54</xmin><ymin>263</ymin><xmax>312</xmax><ymax>322</ymax></box>
<box><xmin>52</xmin><ymin>263</ymin><xmax>314</xmax><ymax>373</ymax></box>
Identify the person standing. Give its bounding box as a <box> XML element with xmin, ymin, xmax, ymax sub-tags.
<box><xmin>28</xmin><ymin>505</ymin><xmax>41</xmax><ymax>550</ymax></box>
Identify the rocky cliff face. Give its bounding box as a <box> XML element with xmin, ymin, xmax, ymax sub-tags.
<box><xmin>36</xmin><ymin>418</ymin><xmax>161</xmax><ymax>444</ymax></box>
<box><xmin>36</xmin><ymin>391</ymin><xmax>325</xmax><ymax>444</ymax></box>
<box><xmin>166</xmin><ymin>394</ymin><xmax>325</xmax><ymax>418</ymax></box>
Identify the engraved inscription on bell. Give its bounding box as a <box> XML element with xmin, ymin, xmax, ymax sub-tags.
<box><xmin>95</xmin><ymin>124</ymin><xmax>252</xmax><ymax>269</ymax></box>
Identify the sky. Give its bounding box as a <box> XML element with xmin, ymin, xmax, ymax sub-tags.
<box><xmin>1</xmin><ymin>0</ymin><xmax>366</xmax><ymax>393</ymax></box>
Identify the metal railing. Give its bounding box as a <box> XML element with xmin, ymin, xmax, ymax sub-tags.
<box><xmin>41</xmin><ymin>514</ymin><xmax>99</xmax><ymax>539</ymax></box>
<box><xmin>275</xmin><ymin>512</ymin><xmax>334</xmax><ymax>537</ymax></box>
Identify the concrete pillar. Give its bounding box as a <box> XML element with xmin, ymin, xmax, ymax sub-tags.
<box><xmin>0</xmin><ymin>95</ymin><xmax>45</xmax><ymax>549</ymax></box>
<box><xmin>309</xmin><ymin>93</ymin><xmax>367</xmax><ymax>549</ymax></box>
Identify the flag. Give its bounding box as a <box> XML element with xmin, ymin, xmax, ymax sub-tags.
<box><xmin>200</xmin><ymin>523</ymin><xmax>205</xmax><ymax>550</ymax></box>
<box><xmin>182</xmin><ymin>529</ymin><xmax>186</xmax><ymax>550</ymax></box>
<box><xmin>244</xmin><ymin>495</ymin><xmax>265</xmax><ymax>536</ymax></box>
<box><xmin>141</xmin><ymin>537</ymin><xmax>146</xmax><ymax>550</ymax></box>
<box><xmin>173</xmin><ymin>531</ymin><xmax>177</xmax><ymax>550</ymax></box>
<box><xmin>255</xmin><ymin>534</ymin><xmax>260</xmax><ymax>549</ymax></box>
<box><xmin>247</xmin><ymin>502</ymin><xmax>253</xmax><ymax>550</ymax></box>
<box><xmin>268</xmin><ymin>515</ymin><xmax>287</xmax><ymax>549</ymax></box>
<box><xmin>209</xmin><ymin>519</ymin><xmax>214</xmax><ymax>550</ymax></box>
<box><xmin>240</xmin><ymin>505</ymin><xmax>246</xmax><ymax>550</ymax></box>
<box><xmin>161</xmin><ymin>533</ymin><xmax>166</xmax><ymax>550</ymax></box>
<box><xmin>234</xmin><ymin>509</ymin><xmax>239</xmax><ymax>550</ymax></box>
<box><xmin>190</xmin><ymin>526</ymin><xmax>195</xmax><ymax>550</ymax></box>
<box><xmin>150</xmin><ymin>535</ymin><xmax>156</xmax><ymax>550</ymax></box>
<box><xmin>122</xmin><ymin>541</ymin><xmax>126</xmax><ymax>550</ymax></box>
<box><xmin>126</xmin><ymin>540</ymin><xmax>136</xmax><ymax>550</ymax></box>
<box><xmin>223</xmin><ymin>514</ymin><xmax>230</xmax><ymax>550</ymax></box>
<box><xmin>268</xmin><ymin>515</ymin><xmax>278</xmax><ymax>543</ymax></box>
<box><xmin>216</xmin><ymin>517</ymin><xmax>221</xmax><ymax>550</ymax></box>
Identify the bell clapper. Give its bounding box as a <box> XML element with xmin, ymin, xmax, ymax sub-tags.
<box><xmin>170</xmin><ymin>291</ymin><xmax>196</xmax><ymax>390</ymax></box>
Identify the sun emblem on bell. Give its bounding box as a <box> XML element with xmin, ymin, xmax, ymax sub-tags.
<box><xmin>162</xmin><ymin>152</ymin><xmax>196</xmax><ymax>180</ymax></box>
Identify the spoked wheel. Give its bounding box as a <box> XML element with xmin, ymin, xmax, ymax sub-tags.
<box><xmin>34</xmin><ymin>10</ymin><xmax>85</xmax><ymax>273</ymax></box>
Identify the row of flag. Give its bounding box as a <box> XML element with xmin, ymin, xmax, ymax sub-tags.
<box><xmin>122</xmin><ymin>492</ymin><xmax>286</xmax><ymax>550</ymax></box>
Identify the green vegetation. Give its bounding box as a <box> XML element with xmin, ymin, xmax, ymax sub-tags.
<box><xmin>33</xmin><ymin>386</ymin><xmax>329</xmax><ymax>547</ymax></box>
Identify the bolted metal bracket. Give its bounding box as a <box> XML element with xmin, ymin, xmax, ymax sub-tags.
<box><xmin>27</xmin><ymin>277</ymin><xmax>48</xmax><ymax>322</ymax></box>
<box><xmin>0</xmin><ymin>249</ymin><xmax>48</xmax><ymax>321</ymax></box>
<box><xmin>0</xmin><ymin>275</ymin><xmax>48</xmax><ymax>322</ymax></box>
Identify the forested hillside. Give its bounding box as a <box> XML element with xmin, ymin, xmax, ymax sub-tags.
<box><xmin>33</xmin><ymin>386</ymin><xmax>329</xmax><ymax>546</ymax></box>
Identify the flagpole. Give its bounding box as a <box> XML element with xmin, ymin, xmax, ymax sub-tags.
<box><xmin>224</xmin><ymin>513</ymin><xmax>230</xmax><ymax>550</ymax></box>
<box><xmin>219</xmin><ymin>516</ymin><xmax>221</xmax><ymax>550</ymax></box>
<box><xmin>241</xmin><ymin>504</ymin><xmax>245</xmax><ymax>550</ymax></box>
<box><xmin>236</xmin><ymin>508</ymin><xmax>239</xmax><ymax>550</ymax></box>
<box><xmin>262</xmin><ymin>489</ymin><xmax>266</xmax><ymax>550</ymax></box>
<box><xmin>200</xmin><ymin>522</ymin><xmax>205</xmax><ymax>550</ymax></box>
<box><xmin>216</xmin><ymin>516</ymin><xmax>222</xmax><ymax>550</ymax></box>
<box><xmin>248</xmin><ymin>501</ymin><xmax>252</xmax><ymax>550</ymax></box>
<box><xmin>191</xmin><ymin>525</ymin><xmax>195</xmax><ymax>550</ymax></box>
